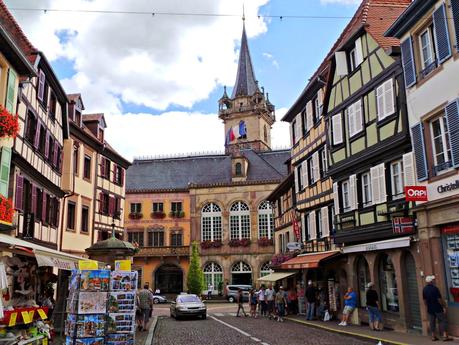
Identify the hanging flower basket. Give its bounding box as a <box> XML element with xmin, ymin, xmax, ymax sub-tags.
<box><xmin>0</xmin><ymin>196</ymin><xmax>14</xmax><ymax>224</ymax></box>
<box><xmin>0</xmin><ymin>105</ymin><xmax>19</xmax><ymax>139</ymax></box>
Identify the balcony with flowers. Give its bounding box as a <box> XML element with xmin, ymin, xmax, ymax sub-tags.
<box><xmin>0</xmin><ymin>105</ymin><xmax>19</xmax><ymax>148</ymax></box>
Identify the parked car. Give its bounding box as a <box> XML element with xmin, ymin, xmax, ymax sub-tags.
<box><xmin>153</xmin><ymin>294</ymin><xmax>168</xmax><ymax>304</ymax></box>
<box><xmin>170</xmin><ymin>294</ymin><xmax>207</xmax><ymax>320</ymax></box>
<box><xmin>224</xmin><ymin>284</ymin><xmax>251</xmax><ymax>303</ymax></box>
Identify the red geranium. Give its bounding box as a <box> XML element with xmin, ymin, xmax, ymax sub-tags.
<box><xmin>0</xmin><ymin>105</ymin><xmax>19</xmax><ymax>139</ymax></box>
<box><xmin>0</xmin><ymin>196</ymin><xmax>13</xmax><ymax>223</ymax></box>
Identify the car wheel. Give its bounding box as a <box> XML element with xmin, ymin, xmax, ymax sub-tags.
<box><xmin>228</xmin><ymin>296</ymin><xmax>235</xmax><ymax>303</ymax></box>
<box><xmin>170</xmin><ymin>313</ymin><xmax>175</xmax><ymax>319</ymax></box>
<box><xmin>153</xmin><ymin>298</ymin><xmax>159</xmax><ymax>304</ymax></box>
<box><xmin>201</xmin><ymin>314</ymin><xmax>207</xmax><ymax>320</ymax></box>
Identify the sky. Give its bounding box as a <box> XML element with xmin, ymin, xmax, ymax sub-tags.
<box><xmin>4</xmin><ymin>0</ymin><xmax>360</xmax><ymax>160</ymax></box>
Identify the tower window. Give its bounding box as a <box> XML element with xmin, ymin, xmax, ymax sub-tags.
<box><xmin>235</xmin><ymin>163</ymin><xmax>242</xmax><ymax>176</ymax></box>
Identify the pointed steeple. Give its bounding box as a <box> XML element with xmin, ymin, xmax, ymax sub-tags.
<box><xmin>231</xmin><ymin>21</ymin><xmax>258</xmax><ymax>98</ymax></box>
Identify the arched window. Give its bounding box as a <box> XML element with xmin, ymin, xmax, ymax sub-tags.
<box><xmin>230</xmin><ymin>201</ymin><xmax>250</xmax><ymax>240</ymax></box>
<box><xmin>231</xmin><ymin>261</ymin><xmax>251</xmax><ymax>273</ymax></box>
<box><xmin>203</xmin><ymin>262</ymin><xmax>223</xmax><ymax>292</ymax></box>
<box><xmin>379</xmin><ymin>254</ymin><xmax>399</xmax><ymax>312</ymax></box>
<box><xmin>201</xmin><ymin>203</ymin><xmax>222</xmax><ymax>241</ymax></box>
<box><xmin>235</xmin><ymin>162</ymin><xmax>242</xmax><ymax>176</ymax></box>
<box><xmin>260</xmin><ymin>262</ymin><xmax>272</xmax><ymax>277</ymax></box>
<box><xmin>258</xmin><ymin>201</ymin><xmax>274</xmax><ymax>239</ymax></box>
<box><xmin>357</xmin><ymin>256</ymin><xmax>370</xmax><ymax>307</ymax></box>
<box><xmin>231</xmin><ymin>261</ymin><xmax>252</xmax><ymax>285</ymax></box>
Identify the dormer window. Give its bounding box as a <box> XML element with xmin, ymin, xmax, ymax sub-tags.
<box><xmin>235</xmin><ymin>162</ymin><xmax>242</xmax><ymax>176</ymax></box>
<box><xmin>98</xmin><ymin>128</ymin><xmax>104</xmax><ymax>142</ymax></box>
<box><xmin>75</xmin><ymin>109</ymin><xmax>82</xmax><ymax>126</ymax></box>
<box><xmin>335</xmin><ymin>37</ymin><xmax>364</xmax><ymax>76</ymax></box>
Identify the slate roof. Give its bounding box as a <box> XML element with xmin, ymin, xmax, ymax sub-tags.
<box><xmin>231</xmin><ymin>23</ymin><xmax>259</xmax><ymax>98</ymax></box>
<box><xmin>126</xmin><ymin>149</ymin><xmax>290</xmax><ymax>192</ymax></box>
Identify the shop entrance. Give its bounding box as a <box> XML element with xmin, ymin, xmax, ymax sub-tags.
<box><xmin>155</xmin><ymin>264</ymin><xmax>183</xmax><ymax>294</ymax></box>
<box><xmin>404</xmin><ymin>252</ymin><xmax>422</xmax><ymax>331</ymax></box>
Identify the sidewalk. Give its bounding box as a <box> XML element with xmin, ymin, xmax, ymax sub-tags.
<box><xmin>286</xmin><ymin>315</ymin><xmax>459</xmax><ymax>345</ymax></box>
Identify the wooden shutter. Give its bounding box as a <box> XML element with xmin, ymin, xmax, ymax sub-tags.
<box><xmin>100</xmin><ymin>157</ymin><xmax>106</xmax><ymax>177</ymax></box>
<box><xmin>301</xmin><ymin>213</ymin><xmax>306</xmax><ymax>243</ymax></box>
<box><xmin>99</xmin><ymin>192</ymin><xmax>104</xmax><ymax>213</ymax></box>
<box><xmin>335</xmin><ymin>51</ymin><xmax>348</xmax><ymax>76</ymax></box>
<box><xmin>306</xmin><ymin>101</ymin><xmax>313</xmax><ymax>132</ymax></box>
<box><xmin>309</xmin><ymin>211</ymin><xmax>316</xmax><ymax>240</ymax></box>
<box><xmin>0</xmin><ymin>147</ymin><xmax>11</xmax><ymax>197</ymax></box>
<box><xmin>52</xmin><ymin>142</ymin><xmax>58</xmax><ymax>167</ymax></box>
<box><xmin>445</xmin><ymin>100</ymin><xmax>459</xmax><ymax>168</ymax></box>
<box><xmin>349</xmin><ymin>174</ymin><xmax>357</xmax><ymax>210</ymax></box>
<box><xmin>433</xmin><ymin>3</ymin><xmax>452</xmax><ymax>64</ymax></box>
<box><xmin>332</xmin><ymin>114</ymin><xmax>343</xmax><ymax>145</ymax></box>
<box><xmin>400</xmin><ymin>37</ymin><xmax>416</xmax><ymax>87</ymax></box>
<box><xmin>37</xmin><ymin>70</ymin><xmax>45</xmax><ymax>101</ymax></box>
<box><xmin>378</xmin><ymin>163</ymin><xmax>387</xmax><ymax>203</ymax></box>
<box><xmin>34</xmin><ymin>123</ymin><xmax>41</xmax><ymax>149</ymax></box>
<box><xmin>354</xmin><ymin>100</ymin><xmax>363</xmax><ymax>134</ymax></box>
<box><xmin>42</xmin><ymin>192</ymin><xmax>47</xmax><ymax>222</ymax></box>
<box><xmin>14</xmin><ymin>175</ymin><xmax>23</xmax><ymax>211</ymax></box>
<box><xmin>333</xmin><ymin>182</ymin><xmax>340</xmax><ymax>215</ymax></box>
<box><xmin>321</xmin><ymin>206</ymin><xmax>330</xmax><ymax>238</ymax></box>
<box><xmin>294</xmin><ymin>167</ymin><xmax>299</xmax><ymax>194</ymax></box>
<box><xmin>371</xmin><ymin>166</ymin><xmax>381</xmax><ymax>205</ymax></box>
<box><xmin>301</xmin><ymin>160</ymin><xmax>309</xmax><ymax>188</ymax></box>
<box><xmin>58</xmin><ymin>146</ymin><xmax>63</xmax><ymax>173</ymax></box>
<box><xmin>5</xmin><ymin>69</ymin><xmax>17</xmax><ymax>113</ymax></box>
<box><xmin>376</xmin><ymin>84</ymin><xmax>384</xmax><ymax>120</ymax></box>
<box><xmin>312</xmin><ymin>151</ymin><xmax>320</xmax><ymax>183</ymax></box>
<box><xmin>120</xmin><ymin>169</ymin><xmax>125</xmax><ymax>187</ymax></box>
<box><xmin>355</xmin><ymin>37</ymin><xmax>364</xmax><ymax>66</ymax></box>
<box><xmin>318</xmin><ymin>89</ymin><xmax>324</xmax><ymax>116</ymax></box>
<box><xmin>411</xmin><ymin>123</ymin><xmax>429</xmax><ymax>180</ymax></box>
<box><xmin>296</xmin><ymin>114</ymin><xmax>302</xmax><ymax>142</ymax></box>
<box><xmin>44</xmin><ymin>132</ymin><xmax>50</xmax><ymax>159</ymax></box>
<box><xmin>109</xmin><ymin>197</ymin><xmax>115</xmax><ymax>216</ymax></box>
<box><xmin>384</xmin><ymin>79</ymin><xmax>395</xmax><ymax>117</ymax></box>
<box><xmin>452</xmin><ymin>0</ymin><xmax>459</xmax><ymax>48</ymax></box>
<box><xmin>113</xmin><ymin>164</ymin><xmax>117</xmax><ymax>183</ymax></box>
<box><xmin>31</xmin><ymin>185</ymin><xmax>37</xmax><ymax>215</ymax></box>
<box><xmin>403</xmin><ymin>152</ymin><xmax>416</xmax><ymax>187</ymax></box>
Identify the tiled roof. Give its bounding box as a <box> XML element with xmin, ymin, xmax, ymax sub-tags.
<box><xmin>126</xmin><ymin>149</ymin><xmax>290</xmax><ymax>191</ymax></box>
<box><xmin>231</xmin><ymin>23</ymin><xmax>259</xmax><ymax>98</ymax></box>
<box><xmin>0</xmin><ymin>0</ymin><xmax>37</xmax><ymax>63</ymax></box>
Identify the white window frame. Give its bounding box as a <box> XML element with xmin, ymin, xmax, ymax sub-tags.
<box><xmin>347</xmin><ymin>99</ymin><xmax>363</xmax><ymax>137</ymax></box>
<box><xmin>203</xmin><ymin>262</ymin><xmax>223</xmax><ymax>293</ymax></box>
<box><xmin>332</xmin><ymin>114</ymin><xmax>343</xmax><ymax>145</ymax></box>
<box><xmin>317</xmin><ymin>209</ymin><xmax>323</xmax><ymax>239</ymax></box>
<box><xmin>390</xmin><ymin>160</ymin><xmax>405</xmax><ymax>199</ymax></box>
<box><xmin>376</xmin><ymin>79</ymin><xmax>395</xmax><ymax>121</ymax></box>
<box><xmin>361</xmin><ymin>172</ymin><xmax>372</xmax><ymax>206</ymax></box>
<box><xmin>430</xmin><ymin>115</ymin><xmax>452</xmax><ymax>169</ymax></box>
<box><xmin>320</xmin><ymin>147</ymin><xmax>328</xmax><ymax>176</ymax></box>
<box><xmin>349</xmin><ymin>48</ymin><xmax>357</xmax><ymax>72</ymax></box>
<box><xmin>258</xmin><ymin>201</ymin><xmax>274</xmax><ymax>239</ymax></box>
<box><xmin>342</xmin><ymin>180</ymin><xmax>350</xmax><ymax>211</ymax></box>
<box><xmin>230</xmin><ymin>201</ymin><xmax>251</xmax><ymax>240</ymax></box>
<box><xmin>419</xmin><ymin>27</ymin><xmax>435</xmax><ymax>69</ymax></box>
<box><xmin>201</xmin><ymin>203</ymin><xmax>222</xmax><ymax>241</ymax></box>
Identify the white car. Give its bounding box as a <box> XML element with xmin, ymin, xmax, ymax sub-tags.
<box><xmin>170</xmin><ymin>294</ymin><xmax>207</xmax><ymax>320</ymax></box>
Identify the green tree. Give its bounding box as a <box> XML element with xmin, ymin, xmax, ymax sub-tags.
<box><xmin>186</xmin><ymin>241</ymin><xmax>205</xmax><ymax>295</ymax></box>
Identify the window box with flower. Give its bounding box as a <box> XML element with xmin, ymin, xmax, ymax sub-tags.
<box><xmin>151</xmin><ymin>211</ymin><xmax>166</xmax><ymax>219</ymax></box>
<box><xmin>0</xmin><ymin>196</ymin><xmax>13</xmax><ymax>225</ymax></box>
<box><xmin>257</xmin><ymin>237</ymin><xmax>274</xmax><ymax>247</ymax></box>
<box><xmin>128</xmin><ymin>212</ymin><xmax>143</xmax><ymax>220</ymax></box>
<box><xmin>270</xmin><ymin>253</ymin><xmax>293</xmax><ymax>267</ymax></box>
<box><xmin>200</xmin><ymin>240</ymin><xmax>223</xmax><ymax>249</ymax></box>
<box><xmin>0</xmin><ymin>105</ymin><xmax>19</xmax><ymax>148</ymax></box>
<box><xmin>228</xmin><ymin>238</ymin><xmax>251</xmax><ymax>247</ymax></box>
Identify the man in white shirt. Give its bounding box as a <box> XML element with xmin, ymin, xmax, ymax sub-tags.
<box><xmin>258</xmin><ymin>285</ymin><xmax>266</xmax><ymax>316</ymax></box>
<box><xmin>265</xmin><ymin>284</ymin><xmax>275</xmax><ymax>319</ymax></box>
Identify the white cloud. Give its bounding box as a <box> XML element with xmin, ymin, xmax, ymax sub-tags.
<box><xmin>262</xmin><ymin>52</ymin><xmax>279</xmax><ymax>69</ymax></box>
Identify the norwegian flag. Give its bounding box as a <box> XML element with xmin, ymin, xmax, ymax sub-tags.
<box><xmin>392</xmin><ymin>217</ymin><xmax>415</xmax><ymax>235</ymax></box>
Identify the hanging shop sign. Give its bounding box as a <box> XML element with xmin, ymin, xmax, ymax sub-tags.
<box><xmin>22</xmin><ymin>212</ymin><xmax>35</xmax><ymax>239</ymax></box>
<box><xmin>392</xmin><ymin>217</ymin><xmax>415</xmax><ymax>235</ymax></box>
<box><xmin>292</xmin><ymin>211</ymin><xmax>301</xmax><ymax>241</ymax></box>
<box><xmin>404</xmin><ymin>186</ymin><xmax>428</xmax><ymax>202</ymax></box>
<box><xmin>437</xmin><ymin>179</ymin><xmax>459</xmax><ymax>194</ymax></box>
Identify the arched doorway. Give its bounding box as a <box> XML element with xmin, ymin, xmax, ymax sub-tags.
<box><xmin>155</xmin><ymin>264</ymin><xmax>183</xmax><ymax>294</ymax></box>
<box><xmin>356</xmin><ymin>256</ymin><xmax>370</xmax><ymax>307</ymax></box>
<box><xmin>404</xmin><ymin>252</ymin><xmax>422</xmax><ymax>331</ymax></box>
<box><xmin>231</xmin><ymin>261</ymin><xmax>252</xmax><ymax>285</ymax></box>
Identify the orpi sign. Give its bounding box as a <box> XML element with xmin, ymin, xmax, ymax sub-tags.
<box><xmin>404</xmin><ymin>186</ymin><xmax>428</xmax><ymax>202</ymax></box>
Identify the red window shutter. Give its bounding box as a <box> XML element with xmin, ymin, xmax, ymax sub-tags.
<box><xmin>42</xmin><ymin>192</ymin><xmax>47</xmax><ymax>222</ymax></box>
<box><xmin>99</xmin><ymin>192</ymin><xmax>104</xmax><ymax>213</ymax></box>
<box><xmin>109</xmin><ymin>197</ymin><xmax>115</xmax><ymax>216</ymax></box>
<box><xmin>53</xmin><ymin>142</ymin><xmax>58</xmax><ymax>167</ymax></box>
<box><xmin>31</xmin><ymin>185</ymin><xmax>37</xmax><ymax>215</ymax></box>
<box><xmin>100</xmin><ymin>158</ymin><xmax>105</xmax><ymax>177</ymax></box>
<box><xmin>34</xmin><ymin>123</ymin><xmax>41</xmax><ymax>149</ymax></box>
<box><xmin>14</xmin><ymin>175</ymin><xmax>24</xmax><ymax>211</ymax></box>
<box><xmin>113</xmin><ymin>164</ymin><xmax>118</xmax><ymax>183</ymax></box>
<box><xmin>58</xmin><ymin>146</ymin><xmax>63</xmax><ymax>173</ymax></box>
<box><xmin>44</xmin><ymin>132</ymin><xmax>50</xmax><ymax>159</ymax></box>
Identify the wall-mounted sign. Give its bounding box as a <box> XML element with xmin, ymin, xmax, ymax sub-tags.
<box><xmin>404</xmin><ymin>186</ymin><xmax>428</xmax><ymax>201</ymax></box>
<box><xmin>437</xmin><ymin>179</ymin><xmax>459</xmax><ymax>194</ymax></box>
<box><xmin>292</xmin><ymin>212</ymin><xmax>301</xmax><ymax>241</ymax></box>
<box><xmin>22</xmin><ymin>213</ymin><xmax>34</xmax><ymax>239</ymax></box>
<box><xmin>392</xmin><ymin>217</ymin><xmax>415</xmax><ymax>235</ymax></box>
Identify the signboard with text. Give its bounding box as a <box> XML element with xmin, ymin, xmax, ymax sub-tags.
<box><xmin>404</xmin><ymin>186</ymin><xmax>428</xmax><ymax>202</ymax></box>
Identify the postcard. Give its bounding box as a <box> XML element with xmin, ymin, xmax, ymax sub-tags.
<box><xmin>80</xmin><ymin>270</ymin><xmax>110</xmax><ymax>291</ymax></box>
<box><xmin>110</xmin><ymin>271</ymin><xmax>138</xmax><ymax>292</ymax></box>
<box><xmin>107</xmin><ymin>313</ymin><xmax>135</xmax><ymax>334</ymax></box>
<box><xmin>75</xmin><ymin>314</ymin><xmax>106</xmax><ymax>338</ymax></box>
<box><xmin>74</xmin><ymin>337</ymin><xmax>105</xmax><ymax>345</ymax></box>
<box><xmin>78</xmin><ymin>292</ymin><xmax>107</xmax><ymax>314</ymax></box>
<box><xmin>106</xmin><ymin>333</ymin><xmax>135</xmax><ymax>345</ymax></box>
<box><xmin>108</xmin><ymin>292</ymin><xmax>135</xmax><ymax>313</ymax></box>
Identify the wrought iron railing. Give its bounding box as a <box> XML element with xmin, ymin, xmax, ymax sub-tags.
<box><xmin>420</xmin><ymin>59</ymin><xmax>437</xmax><ymax>79</ymax></box>
<box><xmin>433</xmin><ymin>160</ymin><xmax>453</xmax><ymax>176</ymax></box>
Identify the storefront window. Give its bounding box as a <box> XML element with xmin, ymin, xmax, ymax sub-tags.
<box><xmin>442</xmin><ymin>225</ymin><xmax>459</xmax><ymax>303</ymax></box>
<box><xmin>357</xmin><ymin>256</ymin><xmax>370</xmax><ymax>307</ymax></box>
<box><xmin>379</xmin><ymin>254</ymin><xmax>399</xmax><ymax>312</ymax></box>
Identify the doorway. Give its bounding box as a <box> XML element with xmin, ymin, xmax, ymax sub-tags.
<box><xmin>155</xmin><ymin>264</ymin><xmax>183</xmax><ymax>294</ymax></box>
<box><xmin>404</xmin><ymin>252</ymin><xmax>422</xmax><ymax>331</ymax></box>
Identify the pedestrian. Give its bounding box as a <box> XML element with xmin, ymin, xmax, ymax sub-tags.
<box><xmin>137</xmin><ymin>284</ymin><xmax>154</xmax><ymax>331</ymax></box>
<box><xmin>297</xmin><ymin>283</ymin><xmax>305</xmax><ymax>315</ymax></box>
<box><xmin>338</xmin><ymin>287</ymin><xmax>357</xmax><ymax>326</ymax></box>
<box><xmin>265</xmin><ymin>283</ymin><xmax>275</xmax><ymax>320</ymax></box>
<box><xmin>207</xmin><ymin>283</ymin><xmax>213</xmax><ymax>300</ymax></box>
<box><xmin>365</xmin><ymin>282</ymin><xmax>382</xmax><ymax>331</ymax></box>
<box><xmin>236</xmin><ymin>288</ymin><xmax>247</xmax><ymax>317</ymax></box>
<box><xmin>275</xmin><ymin>286</ymin><xmax>288</xmax><ymax>322</ymax></box>
<box><xmin>305</xmin><ymin>280</ymin><xmax>317</xmax><ymax>320</ymax></box>
<box><xmin>317</xmin><ymin>285</ymin><xmax>328</xmax><ymax>321</ymax></box>
<box><xmin>423</xmin><ymin>275</ymin><xmax>453</xmax><ymax>341</ymax></box>
<box><xmin>258</xmin><ymin>285</ymin><xmax>267</xmax><ymax>316</ymax></box>
<box><xmin>249</xmin><ymin>288</ymin><xmax>258</xmax><ymax>318</ymax></box>
<box><xmin>287</xmin><ymin>287</ymin><xmax>298</xmax><ymax>315</ymax></box>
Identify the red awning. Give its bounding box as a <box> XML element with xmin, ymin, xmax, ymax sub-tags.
<box><xmin>280</xmin><ymin>251</ymin><xmax>340</xmax><ymax>269</ymax></box>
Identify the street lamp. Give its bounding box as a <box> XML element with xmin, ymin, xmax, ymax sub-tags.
<box><xmin>111</xmin><ymin>209</ymin><xmax>122</xmax><ymax>239</ymax></box>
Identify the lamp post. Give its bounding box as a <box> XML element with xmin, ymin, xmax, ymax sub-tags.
<box><xmin>111</xmin><ymin>209</ymin><xmax>122</xmax><ymax>239</ymax></box>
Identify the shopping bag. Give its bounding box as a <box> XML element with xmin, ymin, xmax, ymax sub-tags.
<box><xmin>323</xmin><ymin>310</ymin><xmax>330</xmax><ymax>322</ymax></box>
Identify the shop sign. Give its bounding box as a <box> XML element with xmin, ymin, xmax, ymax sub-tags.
<box><xmin>22</xmin><ymin>212</ymin><xmax>34</xmax><ymax>239</ymax></box>
<box><xmin>442</xmin><ymin>224</ymin><xmax>459</xmax><ymax>234</ymax></box>
<box><xmin>437</xmin><ymin>179</ymin><xmax>459</xmax><ymax>194</ymax></box>
<box><xmin>404</xmin><ymin>186</ymin><xmax>427</xmax><ymax>201</ymax></box>
<box><xmin>35</xmin><ymin>253</ymin><xmax>78</xmax><ymax>270</ymax></box>
<box><xmin>392</xmin><ymin>217</ymin><xmax>415</xmax><ymax>235</ymax></box>
<box><xmin>342</xmin><ymin>237</ymin><xmax>411</xmax><ymax>254</ymax></box>
<box><xmin>292</xmin><ymin>212</ymin><xmax>301</xmax><ymax>240</ymax></box>
<box><xmin>114</xmin><ymin>260</ymin><xmax>131</xmax><ymax>271</ymax></box>
<box><xmin>78</xmin><ymin>260</ymin><xmax>98</xmax><ymax>270</ymax></box>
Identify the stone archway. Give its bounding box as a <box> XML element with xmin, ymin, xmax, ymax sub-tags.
<box><xmin>155</xmin><ymin>264</ymin><xmax>183</xmax><ymax>294</ymax></box>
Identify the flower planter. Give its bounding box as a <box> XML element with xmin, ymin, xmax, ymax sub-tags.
<box><xmin>151</xmin><ymin>212</ymin><xmax>166</xmax><ymax>219</ymax></box>
<box><xmin>0</xmin><ymin>196</ymin><xmax>13</xmax><ymax>224</ymax></box>
<box><xmin>200</xmin><ymin>240</ymin><xmax>223</xmax><ymax>249</ymax></box>
<box><xmin>257</xmin><ymin>237</ymin><xmax>274</xmax><ymax>247</ymax></box>
<box><xmin>228</xmin><ymin>239</ymin><xmax>251</xmax><ymax>247</ymax></box>
<box><xmin>128</xmin><ymin>212</ymin><xmax>143</xmax><ymax>220</ymax></box>
<box><xmin>0</xmin><ymin>106</ymin><xmax>19</xmax><ymax>140</ymax></box>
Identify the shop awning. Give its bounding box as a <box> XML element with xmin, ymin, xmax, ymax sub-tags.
<box><xmin>280</xmin><ymin>251</ymin><xmax>340</xmax><ymax>270</ymax></box>
<box><xmin>0</xmin><ymin>234</ymin><xmax>86</xmax><ymax>270</ymax></box>
<box><xmin>257</xmin><ymin>272</ymin><xmax>296</xmax><ymax>282</ymax></box>
<box><xmin>341</xmin><ymin>236</ymin><xmax>411</xmax><ymax>254</ymax></box>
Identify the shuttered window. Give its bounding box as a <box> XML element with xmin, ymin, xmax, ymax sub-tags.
<box><xmin>301</xmin><ymin>213</ymin><xmax>307</xmax><ymax>243</ymax></box>
<box><xmin>347</xmin><ymin>99</ymin><xmax>363</xmax><ymax>137</ymax></box>
<box><xmin>349</xmin><ymin>174</ymin><xmax>357</xmax><ymax>210</ymax></box>
<box><xmin>445</xmin><ymin>100</ymin><xmax>459</xmax><ymax>168</ymax></box>
<box><xmin>333</xmin><ymin>182</ymin><xmax>340</xmax><ymax>215</ymax></box>
<box><xmin>309</xmin><ymin>211</ymin><xmax>316</xmax><ymax>241</ymax></box>
<box><xmin>376</xmin><ymin>79</ymin><xmax>395</xmax><ymax>121</ymax></box>
<box><xmin>403</xmin><ymin>152</ymin><xmax>416</xmax><ymax>187</ymax></box>
<box><xmin>0</xmin><ymin>147</ymin><xmax>11</xmax><ymax>197</ymax></box>
<box><xmin>371</xmin><ymin>163</ymin><xmax>387</xmax><ymax>205</ymax></box>
<box><xmin>306</xmin><ymin>101</ymin><xmax>314</xmax><ymax>132</ymax></box>
<box><xmin>390</xmin><ymin>160</ymin><xmax>404</xmax><ymax>199</ymax></box>
<box><xmin>301</xmin><ymin>159</ymin><xmax>309</xmax><ymax>189</ymax></box>
<box><xmin>320</xmin><ymin>146</ymin><xmax>328</xmax><ymax>177</ymax></box>
<box><xmin>317</xmin><ymin>209</ymin><xmax>322</xmax><ymax>239</ymax></box>
<box><xmin>361</xmin><ymin>172</ymin><xmax>372</xmax><ymax>206</ymax></box>
<box><xmin>332</xmin><ymin>114</ymin><xmax>343</xmax><ymax>145</ymax></box>
<box><xmin>37</xmin><ymin>70</ymin><xmax>46</xmax><ymax>102</ymax></box>
<box><xmin>430</xmin><ymin>115</ymin><xmax>452</xmax><ymax>174</ymax></box>
<box><xmin>294</xmin><ymin>167</ymin><xmax>299</xmax><ymax>194</ymax></box>
<box><xmin>419</xmin><ymin>26</ymin><xmax>436</xmax><ymax>71</ymax></box>
<box><xmin>5</xmin><ymin>69</ymin><xmax>16</xmax><ymax>113</ymax></box>
<box><xmin>335</xmin><ymin>51</ymin><xmax>348</xmax><ymax>76</ymax></box>
<box><xmin>14</xmin><ymin>175</ymin><xmax>23</xmax><ymax>211</ymax></box>
<box><xmin>312</xmin><ymin>151</ymin><xmax>320</xmax><ymax>183</ymax></box>
<box><xmin>342</xmin><ymin>180</ymin><xmax>350</xmax><ymax>211</ymax></box>
<box><xmin>401</xmin><ymin>37</ymin><xmax>416</xmax><ymax>87</ymax></box>
<box><xmin>432</xmin><ymin>3</ymin><xmax>452</xmax><ymax>64</ymax></box>
<box><xmin>411</xmin><ymin>123</ymin><xmax>429</xmax><ymax>181</ymax></box>
<box><xmin>452</xmin><ymin>0</ymin><xmax>459</xmax><ymax>49</ymax></box>
<box><xmin>321</xmin><ymin>206</ymin><xmax>330</xmax><ymax>238</ymax></box>
<box><xmin>355</xmin><ymin>37</ymin><xmax>364</xmax><ymax>66</ymax></box>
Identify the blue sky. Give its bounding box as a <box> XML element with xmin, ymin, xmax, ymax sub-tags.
<box><xmin>6</xmin><ymin>0</ymin><xmax>360</xmax><ymax>158</ymax></box>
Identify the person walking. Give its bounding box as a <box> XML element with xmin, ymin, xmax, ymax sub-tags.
<box><xmin>249</xmin><ymin>288</ymin><xmax>258</xmax><ymax>318</ymax></box>
<box><xmin>236</xmin><ymin>288</ymin><xmax>248</xmax><ymax>317</ymax></box>
<box><xmin>275</xmin><ymin>286</ymin><xmax>288</xmax><ymax>322</ymax></box>
<box><xmin>207</xmin><ymin>283</ymin><xmax>213</xmax><ymax>300</ymax></box>
<box><xmin>305</xmin><ymin>280</ymin><xmax>317</xmax><ymax>320</ymax></box>
<box><xmin>339</xmin><ymin>287</ymin><xmax>357</xmax><ymax>326</ymax></box>
<box><xmin>258</xmin><ymin>285</ymin><xmax>267</xmax><ymax>316</ymax></box>
<box><xmin>265</xmin><ymin>284</ymin><xmax>275</xmax><ymax>320</ymax></box>
<box><xmin>365</xmin><ymin>282</ymin><xmax>382</xmax><ymax>331</ymax></box>
<box><xmin>423</xmin><ymin>275</ymin><xmax>453</xmax><ymax>341</ymax></box>
<box><xmin>137</xmin><ymin>284</ymin><xmax>154</xmax><ymax>331</ymax></box>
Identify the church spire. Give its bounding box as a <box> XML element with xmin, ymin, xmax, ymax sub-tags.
<box><xmin>231</xmin><ymin>20</ymin><xmax>258</xmax><ymax>98</ymax></box>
